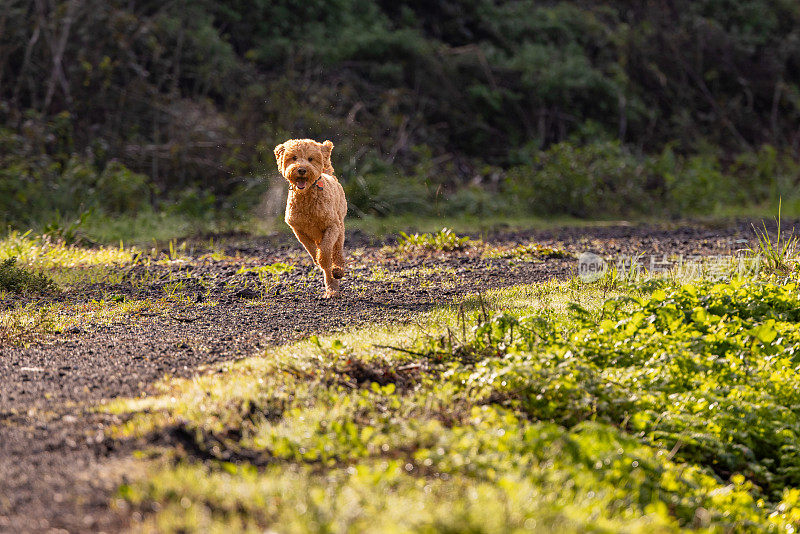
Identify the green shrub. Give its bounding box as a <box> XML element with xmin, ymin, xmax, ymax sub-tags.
<box><xmin>652</xmin><ymin>148</ymin><xmax>728</xmax><ymax>214</ymax></box>
<box><xmin>500</xmin><ymin>141</ymin><xmax>800</xmax><ymax>218</ymax></box>
<box><xmin>506</xmin><ymin>141</ymin><xmax>653</xmax><ymax>217</ymax></box>
<box><xmin>0</xmin><ymin>258</ymin><xmax>57</xmax><ymax>294</ymax></box>
<box><xmin>0</xmin><ymin>126</ymin><xmax>152</xmax><ymax>230</ymax></box>
<box><xmin>166</xmin><ymin>188</ymin><xmax>217</xmax><ymax>221</ymax></box>
<box><xmin>729</xmin><ymin>145</ymin><xmax>800</xmax><ymax>204</ymax></box>
<box><xmin>343</xmin><ymin>151</ymin><xmax>433</xmax><ymax>217</ymax></box>
<box><xmin>442</xmin><ymin>185</ymin><xmax>507</xmax><ymax>217</ymax></box>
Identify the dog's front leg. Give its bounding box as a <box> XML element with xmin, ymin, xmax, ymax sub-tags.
<box><xmin>317</xmin><ymin>226</ymin><xmax>341</xmax><ymax>297</ymax></box>
<box><xmin>292</xmin><ymin>228</ymin><xmax>319</xmax><ymax>266</ymax></box>
<box><xmin>332</xmin><ymin>223</ymin><xmax>345</xmax><ymax>279</ymax></box>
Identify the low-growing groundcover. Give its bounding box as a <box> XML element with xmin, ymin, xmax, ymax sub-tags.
<box><xmin>0</xmin><ymin>257</ymin><xmax>56</xmax><ymax>294</ymax></box>
<box><xmin>112</xmin><ymin>280</ymin><xmax>800</xmax><ymax>532</ymax></box>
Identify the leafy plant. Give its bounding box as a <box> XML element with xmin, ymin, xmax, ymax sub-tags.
<box><xmin>506</xmin><ymin>141</ymin><xmax>655</xmax><ymax>217</ymax></box>
<box><xmin>0</xmin><ymin>258</ymin><xmax>57</xmax><ymax>294</ymax></box>
<box><xmin>436</xmin><ymin>280</ymin><xmax>800</xmax><ymax>497</ymax></box>
<box><xmin>42</xmin><ymin>210</ymin><xmax>93</xmax><ymax>246</ymax></box>
<box><xmin>395</xmin><ymin>228</ymin><xmax>472</xmax><ymax>252</ymax></box>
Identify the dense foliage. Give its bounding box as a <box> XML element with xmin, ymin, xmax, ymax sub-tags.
<box><xmin>2</xmin><ymin>0</ymin><xmax>800</xmax><ymax>226</ymax></box>
<box><xmin>114</xmin><ymin>278</ymin><xmax>800</xmax><ymax>531</ymax></box>
<box><xmin>0</xmin><ymin>257</ymin><xmax>56</xmax><ymax>293</ymax></box>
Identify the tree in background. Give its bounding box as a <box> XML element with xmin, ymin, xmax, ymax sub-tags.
<box><xmin>1</xmin><ymin>0</ymin><xmax>799</xmax><ymax>227</ymax></box>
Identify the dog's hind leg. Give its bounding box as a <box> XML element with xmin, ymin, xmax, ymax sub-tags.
<box><xmin>332</xmin><ymin>224</ymin><xmax>345</xmax><ymax>279</ymax></box>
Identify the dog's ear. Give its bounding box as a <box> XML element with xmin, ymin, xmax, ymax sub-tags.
<box><xmin>273</xmin><ymin>143</ymin><xmax>286</xmax><ymax>170</ymax></box>
<box><xmin>321</xmin><ymin>140</ymin><xmax>334</xmax><ymax>173</ymax></box>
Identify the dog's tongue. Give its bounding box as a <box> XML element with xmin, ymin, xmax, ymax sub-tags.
<box><xmin>295</xmin><ymin>179</ymin><xmax>307</xmax><ymax>189</ymax></box>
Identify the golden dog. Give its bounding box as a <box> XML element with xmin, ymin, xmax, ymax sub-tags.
<box><xmin>274</xmin><ymin>138</ymin><xmax>347</xmax><ymax>297</ymax></box>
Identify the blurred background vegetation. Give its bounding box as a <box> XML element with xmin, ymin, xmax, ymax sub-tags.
<box><xmin>2</xmin><ymin>0</ymin><xmax>800</xmax><ymax>236</ymax></box>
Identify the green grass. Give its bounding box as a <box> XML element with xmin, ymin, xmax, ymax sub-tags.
<box><xmin>394</xmin><ymin>228</ymin><xmax>473</xmax><ymax>252</ymax></box>
<box><xmin>104</xmin><ymin>271</ymin><xmax>800</xmax><ymax>532</ymax></box>
<box><xmin>483</xmin><ymin>242</ymin><xmax>573</xmax><ymax>260</ymax></box>
<box><xmin>80</xmin><ymin>211</ymin><xmax>248</xmax><ymax>246</ymax></box>
<box><xmin>0</xmin><ymin>230</ymin><xmax>135</xmax><ymax>287</ymax></box>
<box><xmin>0</xmin><ymin>297</ymin><xmax>159</xmax><ymax>346</ymax></box>
<box><xmin>0</xmin><ymin>231</ymin><xmax>213</xmax><ymax>346</ymax></box>
<box><xmin>41</xmin><ymin>202</ymin><xmax>800</xmax><ymax>248</ymax></box>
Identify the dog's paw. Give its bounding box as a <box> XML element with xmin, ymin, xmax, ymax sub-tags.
<box><xmin>325</xmin><ymin>289</ymin><xmax>342</xmax><ymax>299</ymax></box>
<box><xmin>332</xmin><ymin>266</ymin><xmax>344</xmax><ymax>279</ymax></box>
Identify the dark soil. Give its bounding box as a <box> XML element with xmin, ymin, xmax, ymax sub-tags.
<box><xmin>0</xmin><ymin>221</ymin><xmax>776</xmax><ymax>533</ymax></box>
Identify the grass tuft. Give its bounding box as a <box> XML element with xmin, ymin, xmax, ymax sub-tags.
<box><xmin>749</xmin><ymin>200</ymin><xmax>799</xmax><ymax>276</ymax></box>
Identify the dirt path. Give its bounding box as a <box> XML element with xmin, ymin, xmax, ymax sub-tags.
<box><xmin>0</xmin><ymin>222</ymin><xmax>766</xmax><ymax>533</ymax></box>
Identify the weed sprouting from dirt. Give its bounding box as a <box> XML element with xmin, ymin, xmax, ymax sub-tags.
<box><xmin>749</xmin><ymin>200</ymin><xmax>799</xmax><ymax>276</ymax></box>
<box><xmin>483</xmin><ymin>242</ymin><xmax>572</xmax><ymax>260</ymax></box>
<box><xmin>395</xmin><ymin>227</ymin><xmax>473</xmax><ymax>252</ymax></box>
<box><xmin>236</xmin><ymin>262</ymin><xmax>295</xmax><ymax>298</ymax></box>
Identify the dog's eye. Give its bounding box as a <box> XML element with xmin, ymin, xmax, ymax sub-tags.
<box><xmin>291</xmin><ymin>156</ymin><xmax>297</xmax><ymax>161</ymax></box>
<box><xmin>309</xmin><ymin>157</ymin><xmax>314</xmax><ymax>162</ymax></box>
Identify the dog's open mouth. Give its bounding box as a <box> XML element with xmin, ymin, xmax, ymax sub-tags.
<box><xmin>294</xmin><ymin>178</ymin><xmax>307</xmax><ymax>190</ymax></box>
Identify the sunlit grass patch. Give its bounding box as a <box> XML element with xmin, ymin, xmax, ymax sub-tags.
<box><xmin>236</xmin><ymin>263</ymin><xmax>295</xmax><ymax>277</ymax></box>
<box><xmin>107</xmin><ymin>276</ymin><xmax>800</xmax><ymax>532</ymax></box>
<box><xmin>393</xmin><ymin>227</ymin><xmax>475</xmax><ymax>253</ymax></box>
<box><xmin>391</xmin><ymin>265</ymin><xmax>460</xmax><ymax>290</ymax></box>
<box><xmin>235</xmin><ymin>262</ymin><xmax>296</xmax><ymax>297</ymax></box>
<box><xmin>0</xmin><ymin>230</ymin><xmax>132</xmax><ymax>268</ymax></box>
<box><xmin>0</xmin><ymin>303</ymin><xmax>58</xmax><ymax>346</ymax></box>
<box><xmin>121</xmin><ymin>414</ymin><xmax>772</xmax><ymax>534</ymax></box>
<box><xmin>483</xmin><ymin>242</ymin><xmax>572</xmax><ymax>261</ymax></box>
<box><xmin>582</xmin><ymin>249</ymin><xmax>778</xmax><ymax>292</ymax></box>
<box><xmin>0</xmin><ymin>230</ymin><xmax>137</xmax><ymax>287</ymax></box>
<box><xmin>398</xmin><ymin>265</ymin><xmax>458</xmax><ymax>278</ymax></box>
<box><xmin>0</xmin><ymin>297</ymin><xmax>157</xmax><ymax>347</ymax></box>
<box><xmin>361</xmin><ymin>265</ymin><xmax>404</xmax><ymax>284</ymax></box>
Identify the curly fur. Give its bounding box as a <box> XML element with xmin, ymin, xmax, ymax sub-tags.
<box><xmin>274</xmin><ymin>138</ymin><xmax>347</xmax><ymax>298</ymax></box>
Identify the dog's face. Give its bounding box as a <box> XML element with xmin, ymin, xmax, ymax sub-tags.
<box><xmin>274</xmin><ymin>139</ymin><xmax>333</xmax><ymax>193</ymax></box>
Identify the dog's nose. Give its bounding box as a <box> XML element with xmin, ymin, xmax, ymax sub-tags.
<box><xmin>297</xmin><ymin>168</ymin><xmax>307</xmax><ymax>176</ymax></box>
